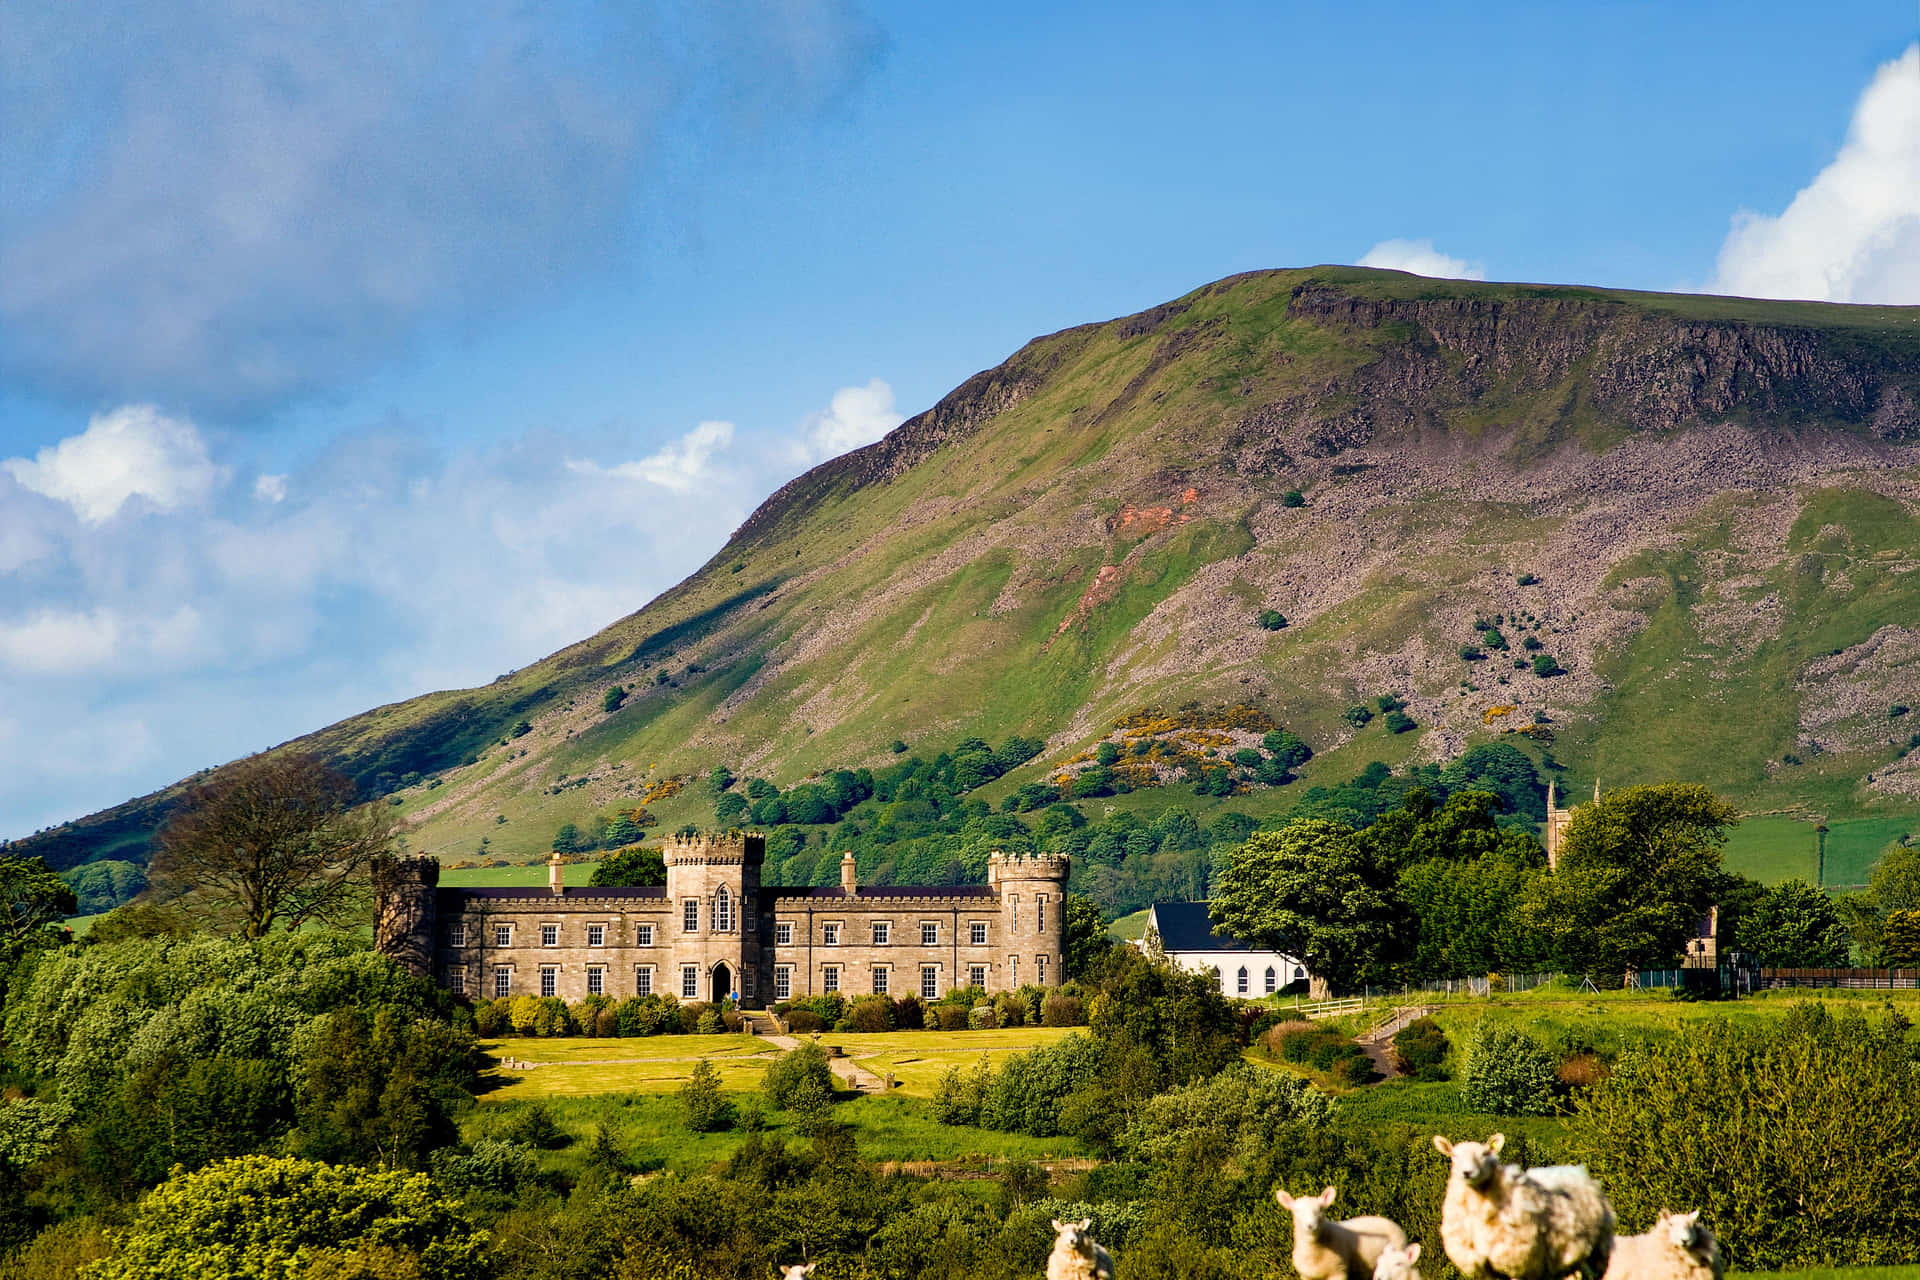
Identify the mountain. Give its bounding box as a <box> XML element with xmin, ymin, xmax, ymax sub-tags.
<box><xmin>20</xmin><ymin>266</ymin><xmax>1920</xmax><ymax>876</ymax></box>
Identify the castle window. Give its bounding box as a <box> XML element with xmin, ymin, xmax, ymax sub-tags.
<box><xmin>822</xmin><ymin>922</ymin><xmax>841</xmax><ymax>946</ymax></box>
<box><xmin>1265</xmin><ymin>967</ymin><xmax>1277</xmax><ymax>993</ymax></box>
<box><xmin>775</xmin><ymin>922</ymin><xmax>792</xmax><ymax>946</ymax></box>
<box><xmin>540</xmin><ymin>967</ymin><xmax>558</xmax><ymax>997</ymax></box>
<box><xmin>495</xmin><ymin>924</ymin><xmax>513</xmax><ymax>947</ymax></box>
<box><xmin>587</xmin><ymin>966</ymin><xmax>605</xmax><ymax>996</ymax></box>
<box><xmin>871</xmin><ymin>966</ymin><xmax>889</xmax><ymax>995</ymax></box>
<box><xmin>775</xmin><ymin>966</ymin><xmax>792</xmax><ymax>1001</ymax></box>
<box><xmin>1037</xmin><ymin>895</ymin><xmax>1048</xmax><ymax>931</ymax></box>
<box><xmin>448</xmin><ymin>971</ymin><xmax>466</xmax><ymax>996</ymax></box>
<box><xmin>681</xmin><ymin>965</ymin><xmax>698</xmax><ymax>998</ymax></box>
<box><xmin>494</xmin><ymin>966</ymin><xmax>512</xmax><ymax>998</ymax></box>
<box><xmin>871</xmin><ymin>921</ymin><xmax>890</xmax><ymax>945</ymax></box>
<box><xmin>1236</xmin><ymin>966</ymin><xmax>1249</xmax><ymax>995</ymax></box>
<box><xmin>822</xmin><ymin>965</ymin><xmax>840</xmax><ymax>994</ymax></box>
<box><xmin>635</xmin><ymin>966</ymin><xmax>653</xmax><ymax>996</ymax></box>
<box><xmin>636</xmin><ymin>924</ymin><xmax>654</xmax><ymax>946</ymax></box>
<box><xmin>716</xmin><ymin>887</ymin><xmax>733</xmax><ymax>933</ymax></box>
<box><xmin>743</xmin><ymin>969</ymin><xmax>755</xmax><ymax>999</ymax></box>
<box><xmin>921</xmin><ymin>966</ymin><xmax>938</xmax><ymax>999</ymax></box>
<box><xmin>587</xmin><ymin>924</ymin><xmax>604</xmax><ymax>947</ymax></box>
<box><xmin>969</xmin><ymin>921</ymin><xmax>987</xmax><ymax>946</ymax></box>
<box><xmin>968</xmin><ymin>963</ymin><xmax>987</xmax><ymax>989</ymax></box>
<box><xmin>683</xmin><ymin>899</ymin><xmax>699</xmax><ymax>933</ymax></box>
<box><xmin>541</xmin><ymin>924</ymin><xmax>559</xmax><ymax>947</ymax></box>
<box><xmin>1037</xmin><ymin>955</ymin><xmax>1048</xmax><ymax>986</ymax></box>
<box><xmin>449</xmin><ymin>923</ymin><xmax>467</xmax><ymax>948</ymax></box>
<box><xmin>920</xmin><ymin>922</ymin><xmax>938</xmax><ymax>946</ymax></box>
<box><xmin>1010</xmin><ymin>956</ymin><xmax>1019</xmax><ymax>986</ymax></box>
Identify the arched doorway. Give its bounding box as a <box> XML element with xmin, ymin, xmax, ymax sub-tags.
<box><xmin>712</xmin><ymin>962</ymin><xmax>733</xmax><ymax>1003</ymax></box>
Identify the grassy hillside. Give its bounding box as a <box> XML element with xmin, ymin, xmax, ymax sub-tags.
<box><xmin>20</xmin><ymin>267</ymin><xmax>1920</xmax><ymax>879</ymax></box>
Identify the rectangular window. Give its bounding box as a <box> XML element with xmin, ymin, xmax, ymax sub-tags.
<box><xmin>636</xmin><ymin>924</ymin><xmax>654</xmax><ymax>946</ymax></box>
<box><xmin>541</xmin><ymin>924</ymin><xmax>559</xmax><ymax>947</ymax></box>
<box><xmin>495</xmin><ymin>924</ymin><xmax>513</xmax><ymax>947</ymax></box>
<box><xmin>872</xmin><ymin>921</ymin><xmax>890</xmax><ymax>945</ymax></box>
<box><xmin>540</xmin><ymin>967</ymin><xmax>558</xmax><ymax>997</ymax></box>
<box><xmin>683</xmin><ymin>900</ymin><xmax>699</xmax><ymax>933</ymax></box>
<box><xmin>743</xmin><ymin>969</ymin><xmax>756</xmax><ymax>999</ymax></box>
<box><xmin>822</xmin><ymin>965</ymin><xmax>840</xmax><ymax>994</ymax></box>
<box><xmin>775</xmin><ymin>921</ymin><xmax>792</xmax><ymax>946</ymax></box>
<box><xmin>681</xmin><ymin>965</ymin><xmax>699</xmax><ymax>999</ymax></box>
<box><xmin>716</xmin><ymin>892</ymin><xmax>733</xmax><ymax>933</ymax></box>
<box><xmin>775</xmin><ymin>966</ymin><xmax>791</xmax><ymax>1001</ymax></box>
<box><xmin>1037</xmin><ymin>895</ymin><xmax>1048</xmax><ymax>932</ymax></box>
<box><xmin>449</xmin><ymin>923</ymin><xmax>467</xmax><ymax>948</ymax></box>
<box><xmin>823</xmin><ymin>922</ymin><xmax>841</xmax><ymax>946</ymax></box>
<box><xmin>1010</xmin><ymin>956</ymin><xmax>1019</xmax><ymax>987</ymax></box>
<box><xmin>588</xmin><ymin>966</ymin><xmax>605</xmax><ymax>996</ymax></box>
<box><xmin>1037</xmin><ymin>954</ymin><xmax>1048</xmax><ymax>986</ymax></box>
<box><xmin>494</xmin><ymin>966</ymin><xmax>512</xmax><ymax>998</ymax></box>
<box><xmin>449</xmin><ymin>971</ymin><xmax>466</xmax><ymax>996</ymax></box>
<box><xmin>920</xmin><ymin>922</ymin><xmax>938</xmax><ymax>946</ymax></box>
<box><xmin>636</xmin><ymin>966</ymin><xmax>653</xmax><ymax>996</ymax></box>
<box><xmin>968</xmin><ymin>963</ymin><xmax>987</xmax><ymax>989</ymax></box>
<box><xmin>872</xmin><ymin>966</ymin><xmax>889</xmax><ymax>995</ymax></box>
<box><xmin>969</xmin><ymin>921</ymin><xmax>987</xmax><ymax>946</ymax></box>
<box><xmin>587</xmin><ymin>924</ymin><xmax>604</xmax><ymax>947</ymax></box>
<box><xmin>921</xmin><ymin>966</ymin><xmax>938</xmax><ymax>999</ymax></box>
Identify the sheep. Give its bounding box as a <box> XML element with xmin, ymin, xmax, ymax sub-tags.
<box><xmin>1434</xmin><ymin>1133</ymin><xmax>1615</xmax><ymax>1280</ymax></box>
<box><xmin>1048</xmin><ymin>1217</ymin><xmax>1114</xmax><ymax>1280</ymax></box>
<box><xmin>780</xmin><ymin>1266</ymin><xmax>816</xmax><ymax>1280</ymax></box>
<box><xmin>1604</xmin><ymin>1211</ymin><xmax>1723</xmax><ymax>1280</ymax></box>
<box><xmin>1274</xmin><ymin>1185</ymin><xmax>1409</xmax><ymax>1280</ymax></box>
<box><xmin>1374</xmin><ymin>1243</ymin><xmax>1424</xmax><ymax>1280</ymax></box>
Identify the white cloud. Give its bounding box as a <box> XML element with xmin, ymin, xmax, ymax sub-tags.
<box><xmin>254</xmin><ymin>474</ymin><xmax>288</xmax><ymax>503</ymax></box>
<box><xmin>797</xmin><ymin>378</ymin><xmax>904</xmax><ymax>462</ymax></box>
<box><xmin>3</xmin><ymin>404</ymin><xmax>219</xmax><ymax>523</ymax></box>
<box><xmin>1357</xmin><ymin>239</ymin><xmax>1488</xmax><ymax>281</ymax></box>
<box><xmin>569</xmin><ymin>419</ymin><xmax>737</xmax><ymax>492</ymax></box>
<box><xmin>1712</xmin><ymin>45</ymin><xmax>1920</xmax><ymax>303</ymax></box>
<box><xmin>0</xmin><ymin>609</ymin><xmax>123</xmax><ymax>675</ymax></box>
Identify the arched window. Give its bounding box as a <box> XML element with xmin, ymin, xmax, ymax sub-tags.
<box><xmin>1265</xmin><ymin>966</ymin><xmax>1277</xmax><ymax>993</ymax></box>
<box><xmin>715</xmin><ymin>886</ymin><xmax>733</xmax><ymax>933</ymax></box>
<box><xmin>1294</xmin><ymin>966</ymin><xmax>1306</xmax><ymax>982</ymax></box>
<box><xmin>1236</xmin><ymin>966</ymin><xmax>1249</xmax><ymax>994</ymax></box>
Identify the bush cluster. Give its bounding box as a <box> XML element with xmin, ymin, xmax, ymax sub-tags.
<box><xmin>1458</xmin><ymin>1022</ymin><xmax>1558</xmax><ymax>1115</ymax></box>
<box><xmin>1266</xmin><ymin>1021</ymin><xmax>1374</xmax><ymax>1087</ymax></box>
<box><xmin>1390</xmin><ymin>1016</ymin><xmax>1449</xmax><ymax>1081</ymax></box>
<box><xmin>471</xmin><ymin>993</ymin><xmax>731</xmax><ymax>1039</ymax></box>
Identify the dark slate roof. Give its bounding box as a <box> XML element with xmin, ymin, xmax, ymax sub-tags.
<box><xmin>439</xmin><ymin>886</ymin><xmax>668</xmax><ymax>902</ymax></box>
<box><xmin>1150</xmin><ymin>901</ymin><xmax>1250</xmax><ymax>953</ymax></box>
<box><xmin>760</xmin><ymin>885</ymin><xmax>999</xmax><ymax>900</ymax></box>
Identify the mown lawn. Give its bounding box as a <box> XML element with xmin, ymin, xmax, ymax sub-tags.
<box><xmin>1737</xmin><ymin>1270</ymin><xmax>1920</xmax><ymax>1280</ymax></box>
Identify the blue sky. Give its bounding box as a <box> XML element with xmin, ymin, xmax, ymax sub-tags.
<box><xmin>3</xmin><ymin>1</ymin><xmax>1919</xmax><ymax>837</ymax></box>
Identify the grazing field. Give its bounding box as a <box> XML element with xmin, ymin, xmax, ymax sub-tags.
<box><xmin>1738</xmin><ymin>1270</ymin><xmax>1920</xmax><ymax>1280</ymax></box>
<box><xmin>1107</xmin><ymin>908</ymin><xmax>1150</xmax><ymax>941</ymax></box>
<box><xmin>1721</xmin><ymin>814</ymin><xmax>1913</xmax><ymax>886</ymax></box>
<box><xmin>812</xmin><ymin>1026</ymin><xmax>1080</xmax><ymax>1096</ymax></box>
<box><xmin>439</xmin><ymin>860</ymin><xmax>597</xmax><ymax>888</ymax></box>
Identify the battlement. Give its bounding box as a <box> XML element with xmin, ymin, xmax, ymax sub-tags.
<box><xmin>662</xmin><ymin>831</ymin><xmax>766</xmax><ymax>867</ymax></box>
<box><xmin>372</xmin><ymin>853</ymin><xmax>441</xmax><ymax>893</ymax></box>
<box><xmin>987</xmin><ymin>851</ymin><xmax>1071</xmax><ymax>885</ymax></box>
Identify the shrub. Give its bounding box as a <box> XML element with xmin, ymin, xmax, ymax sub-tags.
<box><xmin>762</xmin><ymin>1042</ymin><xmax>835</xmax><ymax>1110</ymax></box>
<box><xmin>503</xmin><ymin>1103</ymin><xmax>567</xmax><ymax>1149</ymax></box>
<box><xmin>1532</xmin><ymin>654</ymin><xmax>1564</xmax><ymax>677</ymax></box>
<box><xmin>1344</xmin><ymin>705</ymin><xmax>1374</xmax><ymax>728</ymax></box>
<box><xmin>1516</xmin><ymin>573</ymin><xmax>1539</xmax><ymax>586</ymax></box>
<box><xmin>1122</xmin><ymin>1061</ymin><xmax>1331</xmax><ymax>1164</ymax></box>
<box><xmin>1458</xmin><ymin>644</ymin><xmax>1484</xmax><ymax>661</ymax></box>
<box><xmin>935</xmin><ymin>1005</ymin><xmax>970</xmax><ymax>1031</ymax></box>
<box><xmin>533</xmin><ymin>997</ymin><xmax>570</xmax><ymax>1037</ymax></box>
<box><xmin>1257</xmin><ymin>609</ymin><xmax>1289</xmax><ymax>631</ymax></box>
<box><xmin>994</xmin><ymin>993</ymin><xmax>1027</xmax><ymax>1028</ymax></box>
<box><xmin>1522</xmin><ymin>634</ymin><xmax>1543</xmax><ymax>651</ymax></box>
<box><xmin>1041</xmin><ymin>992</ymin><xmax>1084</xmax><ymax>1026</ymax></box>
<box><xmin>1336</xmin><ymin>1054</ymin><xmax>1376</xmax><ymax>1087</ymax></box>
<box><xmin>431</xmin><ymin>1138</ymin><xmax>539</xmax><ymax>1195</ymax></box>
<box><xmin>472</xmin><ymin>999</ymin><xmax>508</xmax><ymax>1037</ymax></box>
<box><xmin>695</xmin><ymin>1010</ymin><xmax>724</xmax><ymax>1035</ymax></box>
<box><xmin>507</xmin><ymin>995</ymin><xmax>540</xmax><ymax>1036</ymax></box>
<box><xmin>786</xmin><ymin>1010</ymin><xmax>826</xmax><ymax>1034</ymax></box>
<box><xmin>789</xmin><ymin>993</ymin><xmax>847</xmax><ymax>1026</ymax></box>
<box><xmin>1391</xmin><ymin>1017</ymin><xmax>1449</xmax><ymax>1081</ymax></box>
<box><xmin>595</xmin><ymin>1006</ymin><xmax>619</xmax><ymax>1037</ymax></box>
<box><xmin>932</xmin><ymin>1054</ymin><xmax>992</xmax><ymax>1125</ymax></box>
<box><xmin>840</xmin><ymin>995</ymin><xmax>894</xmax><ymax>1033</ymax></box>
<box><xmin>892</xmin><ymin>996</ymin><xmax>926</xmax><ymax>1029</ymax></box>
<box><xmin>981</xmin><ymin>1033</ymin><xmax>1104</xmax><ymax>1135</ymax></box>
<box><xmin>968</xmin><ymin>1004</ymin><xmax>998</xmax><ymax>1030</ymax></box>
<box><xmin>616</xmin><ymin>997</ymin><xmax>669</xmax><ymax>1037</ymax></box>
<box><xmin>679</xmin><ymin>1059</ymin><xmax>734</xmax><ymax>1132</ymax></box>
<box><xmin>1282</xmin><ymin>489</ymin><xmax>1306</xmax><ymax>508</ymax></box>
<box><xmin>1384</xmin><ymin>710</ymin><xmax>1416</xmax><ymax>734</ymax></box>
<box><xmin>1460</xmin><ymin>1023</ymin><xmax>1557</xmax><ymax>1115</ymax></box>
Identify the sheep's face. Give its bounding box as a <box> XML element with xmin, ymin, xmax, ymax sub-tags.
<box><xmin>1275</xmin><ymin>1186</ymin><xmax>1338</xmax><ymax>1238</ymax></box>
<box><xmin>1432</xmin><ymin>1134</ymin><xmax>1504</xmax><ymax>1189</ymax></box>
<box><xmin>1051</xmin><ymin>1219</ymin><xmax>1095</xmax><ymax>1257</ymax></box>
<box><xmin>1661</xmin><ymin>1211</ymin><xmax>1706</xmax><ymax>1257</ymax></box>
<box><xmin>1373</xmin><ymin>1243</ymin><xmax>1422</xmax><ymax>1280</ymax></box>
<box><xmin>781</xmin><ymin>1265</ymin><xmax>816</xmax><ymax>1280</ymax></box>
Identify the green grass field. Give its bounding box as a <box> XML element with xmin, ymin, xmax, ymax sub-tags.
<box><xmin>440</xmin><ymin>861</ymin><xmax>598</xmax><ymax>888</ymax></box>
<box><xmin>1107</xmin><ymin>909</ymin><xmax>1149</xmax><ymax>941</ymax></box>
<box><xmin>1723</xmin><ymin>815</ymin><xmax>1913</xmax><ymax>886</ymax></box>
<box><xmin>1735</xmin><ymin>1270</ymin><xmax>1920</xmax><ymax>1280</ymax></box>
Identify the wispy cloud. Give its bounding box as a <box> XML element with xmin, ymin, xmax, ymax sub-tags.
<box><xmin>3</xmin><ymin>405</ymin><xmax>221</xmax><ymax>523</ymax></box>
<box><xmin>795</xmin><ymin>378</ymin><xmax>904</xmax><ymax>463</ymax></box>
<box><xmin>1357</xmin><ymin>239</ymin><xmax>1487</xmax><ymax>281</ymax></box>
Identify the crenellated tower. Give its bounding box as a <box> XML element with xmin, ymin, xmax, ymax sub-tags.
<box><xmin>373</xmin><ymin>854</ymin><xmax>440</xmax><ymax>978</ymax></box>
<box><xmin>662</xmin><ymin>831</ymin><xmax>765</xmax><ymax>1003</ymax></box>
<box><xmin>989</xmin><ymin>851</ymin><xmax>1071</xmax><ymax>988</ymax></box>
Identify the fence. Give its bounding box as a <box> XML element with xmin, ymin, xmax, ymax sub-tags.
<box><xmin>1758</xmin><ymin>967</ymin><xmax>1920</xmax><ymax>990</ymax></box>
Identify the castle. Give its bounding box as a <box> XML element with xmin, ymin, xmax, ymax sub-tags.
<box><xmin>374</xmin><ymin>832</ymin><xmax>1070</xmax><ymax>1008</ymax></box>
<box><xmin>1542</xmin><ymin>777</ymin><xmax>1599</xmax><ymax>869</ymax></box>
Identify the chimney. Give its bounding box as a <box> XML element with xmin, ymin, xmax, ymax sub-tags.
<box><xmin>549</xmin><ymin>849</ymin><xmax>565</xmax><ymax>896</ymax></box>
<box><xmin>840</xmin><ymin>852</ymin><xmax>858</xmax><ymax>896</ymax></box>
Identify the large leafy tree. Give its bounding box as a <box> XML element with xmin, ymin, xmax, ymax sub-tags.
<box><xmin>0</xmin><ymin>854</ymin><xmax>77</xmax><ymax>946</ymax></box>
<box><xmin>1527</xmin><ymin>783</ymin><xmax>1738</xmax><ymax>976</ymax></box>
<box><xmin>1734</xmin><ymin>877</ymin><xmax>1850</xmax><ymax>967</ymax></box>
<box><xmin>1836</xmin><ymin>843</ymin><xmax>1920</xmax><ymax>964</ymax></box>
<box><xmin>1061</xmin><ymin>892</ymin><xmax>1112</xmax><ymax>979</ymax></box>
<box><xmin>589</xmin><ymin>847</ymin><xmax>667</xmax><ymax>887</ymax></box>
<box><xmin>1210</xmin><ymin>818</ymin><xmax>1404</xmax><ymax>991</ymax></box>
<box><xmin>149</xmin><ymin>753</ymin><xmax>395</xmax><ymax>939</ymax></box>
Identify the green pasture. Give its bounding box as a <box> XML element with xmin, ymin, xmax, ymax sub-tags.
<box><xmin>1107</xmin><ymin>909</ymin><xmax>1149</xmax><ymax>941</ymax></box>
<box><xmin>1738</xmin><ymin>1270</ymin><xmax>1920</xmax><ymax>1280</ymax></box>
<box><xmin>439</xmin><ymin>861</ymin><xmax>597</xmax><ymax>888</ymax></box>
<box><xmin>1722</xmin><ymin>815</ymin><xmax>1913</xmax><ymax>886</ymax></box>
<box><xmin>816</xmin><ymin>1026</ymin><xmax>1078</xmax><ymax>1096</ymax></box>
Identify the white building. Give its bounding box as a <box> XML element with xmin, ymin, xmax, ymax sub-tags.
<box><xmin>1139</xmin><ymin>901</ymin><xmax>1309</xmax><ymax>999</ymax></box>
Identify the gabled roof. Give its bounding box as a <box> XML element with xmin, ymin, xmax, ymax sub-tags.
<box><xmin>1149</xmin><ymin>900</ymin><xmax>1254</xmax><ymax>953</ymax></box>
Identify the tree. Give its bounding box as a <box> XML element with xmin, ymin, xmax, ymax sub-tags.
<box><xmin>149</xmin><ymin>753</ymin><xmax>394</xmax><ymax>939</ymax></box>
<box><xmin>600</xmin><ymin>814</ymin><xmax>643</xmax><ymax>848</ymax></box>
<box><xmin>1257</xmin><ymin>609</ymin><xmax>1288</xmax><ymax>631</ymax></box>
<box><xmin>590</xmin><ymin>847</ymin><xmax>666</xmax><ymax>887</ymax></box>
<box><xmin>88</xmin><ymin>1155</ymin><xmax>491</xmax><ymax>1280</ymax></box>
<box><xmin>708</xmin><ymin>766</ymin><xmax>736</xmax><ymax>793</ymax></box>
<box><xmin>1532</xmin><ymin>653</ymin><xmax>1564</xmax><ymax>677</ymax></box>
<box><xmin>0</xmin><ymin>855</ymin><xmax>77</xmax><ymax>946</ymax></box>
<box><xmin>602</xmin><ymin>685</ymin><xmax>627</xmax><ymax>713</ymax></box>
<box><xmin>1885</xmin><ymin>909</ymin><xmax>1920</xmax><ymax>966</ymax></box>
<box><xmin>680</xmin><ymin>1058</ymin><xmax>734</xmax><ymax>1132</ymax></box>
<box><xmin>1836</xmin><ymin>843</ymin><xmax>1920</xmax><ymax>963</ymax></box>
<box><xmin>1528</xmin><ymin>783</ymin><xmax>1737</xmax><ymax>976</ymax></box>
<box><xmin>714</xmin><ymin>791</ymin><xmax>749</xmax><ymax>824</ymax></box>
<box><xmin>1062</xmin><ymin>893</ymin><xmax>1112</xmax><ymax>979</ymax></box>
<box><xmin>1262</xmin><ymin>729</ymin><xmax>1312</xmax><ymax>772</ymax></box>
<box><xmin>551</xmin><ymin>823</ymin><xmax>583</xmax><ymax>853</ymax></box>
<box><xmin>1210</xmin><ymin>819</ymin><xmax>1404</xmax><ymax>991</ymax></box>
<box><xmin>1736</xmin><ymin>878</ymin><xmax>1850</xmax><ymax>966</ymax></box>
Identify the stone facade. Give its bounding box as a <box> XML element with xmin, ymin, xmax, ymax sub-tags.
<box><xmin>374</xmin><ymin>833</ymin><xmax>1070</xmax><ymax>1008</ymax></box>
<box><xmin>1543</xmin><ymin>777</ymin><xmax>1599</xmax><ymax>869</ymax></box>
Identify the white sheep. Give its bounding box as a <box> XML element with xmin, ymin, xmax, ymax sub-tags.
<box><xmin>781</xmin><ymin>1266</ymin><xmax>816</xmax><ymax>1280</ymax></box>
<box><xmin>1374</xmin><ymin>1243</ymin><xmax>1424</xmax><ymax>1280</ymax></box>
<box><xmin>1434</xmin><ymin>1133</ymin><xmax>1615</xmax><ymax>1280</ymax></box>
<box><xmin>1274</xmin><ymin>1185</ymin><xmax>1409</xmax><ymax>1280</ymax></box>
<box><xmin>1604</xmin><ymin>1211</ymin><xmax>1723</xmax><ymax>1280</ymax></box>
<box><xmin>1048</xmin><ymin>1217</ymin><xmax>1114</xmax><ymax>1280</ymax></box>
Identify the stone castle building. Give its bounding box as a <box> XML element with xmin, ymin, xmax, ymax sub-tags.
<box><xmin>374</xmin><ymin>832</ymin><xmax>1069</xmax><ymax>1008</ymax></box>
<box><xmin>1542</xmin><ymin>777</ymin><xmax>1599</xmax><ymax>869</ymax></box>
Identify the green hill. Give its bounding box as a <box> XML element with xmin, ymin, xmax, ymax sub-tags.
<box><xmin>19</xmin><ymin>266</ymin><xmax>1920</xmax><ymax>880</ymax></box>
